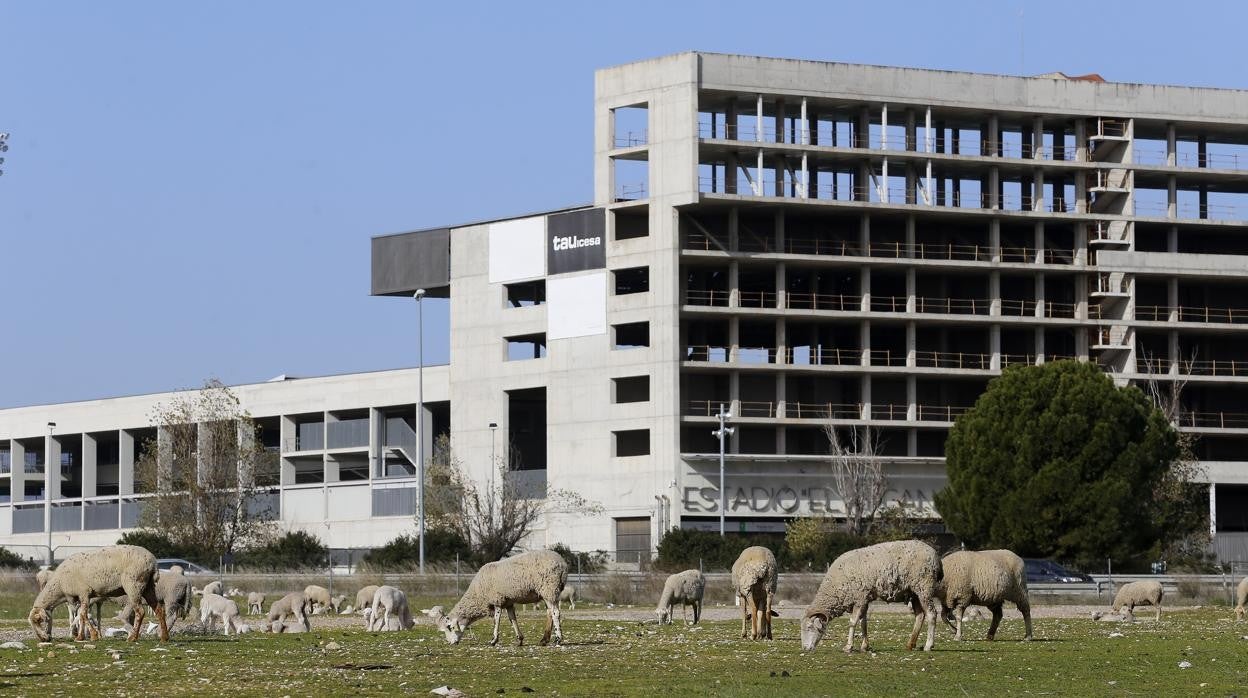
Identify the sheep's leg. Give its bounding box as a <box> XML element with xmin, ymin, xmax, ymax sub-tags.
<box><xmin>1018</xmin><ymin>598</ymin><xmax>1033</xmax><ymax>641</ymax></box>
<box><xmin>907</xmin><ymin>597</ymin><xmax>924</xmax><ymax>651</ymax></box>
<box><xmin>506</xmin><ymin>606</ymin><xmax>524</xmax><ymax>646</ymax></box>
<box><xmin>859</xmin><ymin>604</ymin><xmax>870</xmax><ymax>652</ymax></box>
<box><xmin>694</xmin><ymin>600</ymin><xmax>701</xmax><ymax>625</ymax></box>
<box><xmin>1155</xmin><ymin>602</ymin><xmax>1161</xmax><ymax>622</ymax></box>
<box><xmin>130</xmin><ymin>606</ymin><xmax>146</xmax><ymax>643</ymax></box>
<box><xmin>739</xmin><ymin>594</ymin><xmax>749</xmax><ymax>639</ymax></box>
<box><xmin>954</xmin><ymin>604</ymin><xmax>965</xmax><ymax>641</ymax></box>
<box><xmin>489</xmin><ymin>606</ymin><xmax>502</xmax><ymax>646</ymax></box>
<box><xmin>987</xmin><ymin>604</ymin><xmax>1003</xmax><ymax>641</ymax></box>
<box><xmin>551</xmin><ymin>604</ymin><xmax>563</xmax><ymax>645</ymax></box>
<box><xmin>844</xmin><ymin>603</ymin><xmax>863</xmax><ymax>653</ymax></box>
<box><xmin>750</xmin><ymin>593</ymin><xmax>760</xmax><ymax>640</ymax></box>
<box><xmin>924</xmin><ymin>596</ymin><xmax>937</xmax><ymax>652</ymax></box>
<box><xmin>765</xmin><ymin>590</ymin><xmax>774</xmax><ymax>640</ymax></box>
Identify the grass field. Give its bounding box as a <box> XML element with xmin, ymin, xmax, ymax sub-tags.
<box><xmin>0</xmin><ymin>602</ymin><xmax>1242</xmax><ymax>696</ymax></box>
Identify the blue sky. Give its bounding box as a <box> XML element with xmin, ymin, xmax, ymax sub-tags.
<box><xmin>0</xmin><ymin>0</ymin><xmax>1242</xmax><ymax>407</ymax></box>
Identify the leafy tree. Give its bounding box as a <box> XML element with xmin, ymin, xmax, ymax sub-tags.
<box><xmin>934</xmin><ymin>361</ymin><xmax>1180</xmax><ymax>569</ymax></box>
<box><xmin>784</xmin><ymin>517</ymin><xmax>865</xmax><ymax>570</ymax></box>
<box><xmin>236</xmin><ymin>530</ymin><xmax>328</xmax><ymax>570</ymax></box>
<box><xmin>116</xmin><ymin>530</ymin><xmax>214</xmax><ymax>567</ymax></box>
<box><xmin>0</xmin><ymin>547</ymin><xmax>38</xmax><ymax>571</ymax></box>
<box><xmin>549</xmin><ymin>543</ymin><xmax>607</xmax><ymax>574</ymax></box>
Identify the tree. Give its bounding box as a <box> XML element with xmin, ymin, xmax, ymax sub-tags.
<box><xmin>361</xmin><ymin>531</ymin><xmax>473</xmax><ymax>570</ymax></box>
<box><xmin>934</xmin><ymin>361</ymin><xmax>1179</xmax><ymax>569</ymax></box>
<box><xmin>235</xmin><ymin>531</ymin><xmax>328</xmax><ymax>570</ymax></box>
<box><xmin>424</xmin><ymin>434</ymin><xmax>599</xmax><ymax>563</ymax></box>
<box><xmin>822</xmin><ymin>422</ymin><xmax>888</xmax><ymax>536</ymax></box>
<box><xmin>133</xmin><ymin>379</ymin><xmax>279</xmax><ymax>561</ymax></box>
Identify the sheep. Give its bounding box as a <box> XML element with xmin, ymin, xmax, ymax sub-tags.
<box><xmin>1109</xmin><ymin>580</ymin><xmax>1164</xmax><ymax>621</ymax></box>
<box><xmin>935</xmin><ymin>550</ymin><xmax>1032</xmax><ymax>641</ymax></box>
<box><xmin>28</xmin><ymin>545</ymin><xmax>169</xmax><ymax>643</ymax></box>
<box><xmin>431</xmin><ymin>549</ymin><xmax>568</xmax><ymax>646</ymax></box>
<box><xmin>304</xmin><ymin>585</ymin><xmax>335</xmax><ymax>613</ymax></box>
<box><xmin>530</xmin><ymin>585</ymin><xmax>579</xmax><ymax>611</ymax></box>
<box><xmin>732</xmin><ymin>546</ymin><xmax>778</xmax><ymax>640</ymax></box>
<box><xmin>800</xmin><ymin>539</ymin><xmax>942</xmax><ymax>653</ymax></box>
<box><xmin>976</xmin><ymin>549</ymin><xmax>1033</xmax><ymax>640</ymax></box>
<box><xmin>199</xmin><ymin>592</ymin><xmax>244</xmax><ymax>635</ymax></box>
<box><xmin>331</xmin><ymin>594</ymin><xmax>348</xmax><ymax>613</ymax></box>
<box><xmin>1235</xmin><ymin>577</ymin><xmax>1248</xmax><ymax>621</ymax></box>
<box><xmin>267</xmin><ymin>591</ymin><xmax>312</xmax><ymax>632</ymax></box>
<box><xmin>355</xmin><ymin>585</ymin><xmax>380</xmax><ymax>614</ymax></box>
<box><xmin>367</xmin><ymin>586</ymin><xmax>414</xmax><ymax>631</ymax></box>
<box><xmin>247</xmin><ymin>592</ymin><xmax>266</xmax><ymax>615</ymax></box>
<box><xmin>655</xmin><ymin>569</ymin><xmax>705</xmax><ymax>625</ymax></box>
<box><xmin>115</xmin><ymin>565</ymin><xmax>194</xmax><ymax>635</ymax></box>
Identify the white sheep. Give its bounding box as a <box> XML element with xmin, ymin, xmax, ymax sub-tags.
<box><xmin>530</xmin><ymin>585</ymin><xmax>579</xmax><ymax>611</ymax></box>
<box><xmin>331</xmin><ymin>594</ymin><xmax>348</xmax><ymax>613</ymax></box>
<box><xmin>199</xmin><ymin>592</ymin><xmax>244</xmax><ymax>635</ymax></box>
<box><xmin>29</xmin><ymin>545</ymin><xmax>169</xmax><ymax>643</ymax></box>
<box><xmin>935</xmin><ymin>550</ymin><xmax>1032</xmax><ymax>641</ymax></box>
<box><xmin>1235</xmin><ymin>577</ymin><xmax>1248</xmax><ymax>621</ymax></box>
<box><xmin>267</xmin><ymin>591</ymin><xmax>312</xmax><ymax>632</ymax></box>
<box><xmin>115</xmin><ymin>566</ymin><xmax>193</xmax><ymax>635</ymax></box>
<box><xmin>303</xmin><ymin>584</ymin><xmax>334</xmax><ymax>613</ymax></box>
<box><xmin>196</xmin><ymin>580</ymin><xmax>223</xmax><ymax>597</ymax></box>
<box><xmin>655</xmin><ymin>569</ymin><xmax>705</xmax><ymax>625</ymax></box>
<box><xmin>732</xmin><ymin>546</ymin><xmax>778</xmax><ymax>640</ymax></box>
<box><xmin>367</xmin><ymin>586</ymin><xmax>414</xmax><ymax>631</ymax></box>
<box><xmin>1109</xmin><ymin>580</ymin><xmax>1164</xmax><ymax>621</ymax></box>
<box><xmin>800</xmin><ymin>539</ymin><xmax>941</xmax><ymax>653</ymax></box>
<box><xmin>977</xmin><ymin>549</ymin><xmax>1033</xmax><ymax>640</ymax></box>
<box><xmin>36</xmin><ymin>567</ymin><xmax>104</xmax><ymax>638</ymax></box>
<box><xmin>247</xmin><ymin>592</ymin><xmax>266</xmax><ymax>615</ymax></box>
<box><xmin>431</xmin><ymin>549</ymin><xmax>568</xmax><ymax>646</ymax></box>
<box><xmin>355</xmin><ymin>585</ymin><xmax>380</xmax><ymax>614</ymax></box>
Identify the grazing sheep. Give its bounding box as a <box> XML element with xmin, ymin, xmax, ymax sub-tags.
<box><xmin>35</xmin><ymin>568</ymin><xmax>53</xmax><ymax>590</ymax></box>
<box><xmin>431</xmin><ymin>550</ymin><xmax>568</xmax><ymax>646</ymax></box>
<box><xmin>732</xmin><ymin>546</ymin><xmax>778</xmax><ymax>640</ymax></box>
<box><xmin>935</xmin><ymin>550</ymin><xmax>1031</xmax><ymax>641</ymax></box>
<box><xmin>36</xmin><ymin>568</ymin><xmax>102</xmax><ymax>638</ymax></box>
<box><xmin>331</xmin><ymin>594</ymin><xmax>348</xmax><ymax>613</ymax></box>
<box><xmin>247</xmin><ymin>592</ymin><xmax>266</xmax><ymax>615</ymax></box>
<box><xmin>267</xmin><ymin>592</ymin><xmax>312</xmax><ymax>632</ymax></box>
<box><xmin>355</xmin><ymin>585</ymin><xmax>380</xmax><ymax>613</ymax></box>
<box><xmin>1109</xmin><ymin>581</ymin><xmax>1164</xmax><ymax>621</ymax></box>
<box><xmin>367</xmin><ymin>586</ymin><xmax>414</xmax><ymax>631</ymax></box>
<box><xmin>198</xmin><ymin>580</ymin><xmax>223</xmax><ymax>597</ymax></box>
<box><xmin>655</xmin><ymin>569</ymin><xmax>705</xmax><ymax>625</ymax></box>
<box><xmin>800</xmin><ymin>539</ymin><xmax>942</xmax><ymax>653</ymax></box>
<box><xmin>225</xmin><ymin>587</ymin><xmax>243</xmax><ymax>597</ymax></box>
<box><xmin>199</xmin><ymin>592</ymin><xmax>244</xmax><ymax>635</ymax></box>
<box><xmin>115</xmin><ymin>565</ymin><xmax>194</xmax><ymax>635</ymax></box>
<box><xmin>1235</xmin><ymin>577</ymin><xmax>1248</xmax><ymax>621</ymax></box>
<box><xmin>28</xmin><ymin>545</ymin><xmax>169</xmax><ymax>643</ymax></box>
<box><xmin>531</xmin><ymin>585</ymin><xmax>579</xmax><ymax>611</ymax></box>
<box><xmin>304</xmin><ymin>585</ymin><xmax>333</xmax><ymax>613</ymax></box>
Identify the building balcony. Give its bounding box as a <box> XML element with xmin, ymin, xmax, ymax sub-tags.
<box><xmin>684</xmin><ymin>400</ymin><xmax>968</xmax><ymax>423</ymax></box>
<box><xmin>1136</xmin><ymin>305</ymin><xmax>1248</xmax><ymax>325</ymax></box>
<box><xmin>683</xmin><ymin>231</ymin><xmax>1076</xmax><ymax>266</ymax></box>
<box><xmin>1138</xmin><ymin>357</ymin><xmax>1248</xmax><ymax>378</ymax></box>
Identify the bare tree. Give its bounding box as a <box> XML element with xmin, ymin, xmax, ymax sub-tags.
<box><xmin>823</xmin><ymin>422</ymin><xmax>889</xmax><ymax>537</ymax></box>
<box><xmin>133</xmin><ymin>380</ymin><xmax>279</xmax><ymax>558</ymax></box>
<box><xmin>424</xmin><ymin>434</ymin><xmax>599</xmax><ymax>562</ymax></box>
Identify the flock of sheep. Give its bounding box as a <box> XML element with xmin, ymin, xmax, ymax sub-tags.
<box><xmin>25</xmin><ymin>542</ymin><xmax>1248</xmax><ymax>652</ymax></box>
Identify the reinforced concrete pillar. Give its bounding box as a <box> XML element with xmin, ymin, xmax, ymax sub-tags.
<box><xmin>82</xmin><ymin>432</ymin><xmax>97</xmax><ymax>499</ymax></box>
<box><xmin>119</xmin><ymin>429</ymin><xmax>134</xmax><ymax>496</ymax></box>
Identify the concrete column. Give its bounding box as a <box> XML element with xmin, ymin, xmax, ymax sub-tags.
<box><xmin>1168</xmin><ymin>277</ymin><xmax>1180</xmax><ymax>324</ymax></box>
<box><xmin>775</xmin><ymin>261</ymin><xmax>786</xmax><ymax>309</ymax></box>
<box><xmin>1035</xmin><ymin>272</ymin><xmax>1046</xmax><ymax>319</ymax></box>
<box><xmin>1198</xmin><ymin>134</ymin><xmax>1207</xmax><ymax>168</ymax></box>
<box><xmin>989</xmin><ymin>219</ymin><xmax>1001</xmax><ymax>263</ymax></box>
<box><xmin>860</xmin><ymin>319</ymin><xmax>871</xmax><ymax>368</ymax></box>
<box><xmin>279</xmin><ymin>416</ymin><xmax>296</xmax><ymax>486</ymax></box>
<box><xmin>1033</xmin><ymin>116</ymin><xmax>1044</xmax><ymax>159</ymax></box>
<box><xmin>860</xmin><ymin>265</ymin><xmax>872</xmax><ymax>314</ymax></box>
<box><xmin>1034</xmin><ymin>327</ymin><xmax>1045</xmax><ymax>364</ymax></box>
<box><xmin>987</xmin><ymin>114</ymin><xmax>1000</xmax><ymax>156</ymax></box>
<box><xmin>729</xmin><ymin>371</ymin><xmax>740</xmax><ymax>454</ymax></box>
<box><xmin>1168</xmin><ymin>225</ymin><xmax>1179</xmax><ymax>253</ymax></box>
<box><xmin>119</xmin><ymin>430</ymin><xmax>134</xmax><ymax>496</ymax></box>
<box><xmin>1075</xmin><ymin>119</ymin><xmax>1088</xmax><ymax>162</ymax></box>
<box><xmin>1168</xmin><ymin>175</ymin><xmax>1177</xmax><ymax>219</ymax></box>
<box><xmin>728</xmin><ymin>260</ymin><xmax>739</xmax><ymax>307</ymax></box>
<box><xmin>1166</xmin><ymin>124</ymin><xmax>1177</xmax><ymax>167</ymax></box>
<box><xmin>46</xmin><ymin>434</ymin><xmax>61</xmax><ymax>501</ymax></box>
<box><xmin>989</xmin><ymin>271</ymin><xmax>1001</xmax><ymax>316</ymax></box>
<box><xmin>82</xmin><ymin>433</ymin><xmax>97</xmax><ymax>499</ymax></box>
<box><xmin>1210</xmin><ymin>483</ymin><xmax>1218</xmax><ymax>540</ymax></box>
<box><xmin>1034</xmin><ymin>222</ymin><xmax>1045</xmax><ymax>266</ymax></box>
<box><xmin>1053</xmin><ymin>124</ymin><xmax>1066</xmax><ymax>161</ymax></box>
<box><xmin>1034</xmin><ymin>168</ymin><xmax>1045</xmax><ymax>212</ymax></box>
<box><xmin>755</xmin><ymin>94</ymin><xmax>764</xmax><ymax>142</ymax></box>
<box><xmin>775</xmin><ymin>98</ymin><xmax>785</xmax><ymax>144</ymax></box>
<box><xmin>906</xmin><ymin>268</ymin><xmax>916</xmax><ymax>314</ymax></box>
<box><xmin>857</xmin><ymin>106</ymin><xmax>870</xmax><ymax>149</ymax></box>
<box><xmin>728</xmin><ymin>207</ymin><xmax>739</xmax><ymax>251</ymax></box>
<box><xmin>860</xmin><ymin>374</ymin><xmax>872</xmax><ymax>420</ymax></box>
<box><xmin>11</xmin><ymin>440</ymin><xmax>25</xmax><ymax>503</ymax></box>
<box><xmin>906</xmin><ymin>321</ymin><xmax>916</xmax><ymax>367</ymax></box>
<box><xmin>990</xmin><ymin>325</ymin><xmax>1001</xmax><ymax>370</ymax></box>
<box><xmin>906</xmin><ymin>374</ymin><xmax>917</xmax><ymax>421</ymax></box>
<box><xmin>905</xmin><ymin>109</ymin><xmax>917</xmax><ymax>151</ymax></box>
<box><xmin>1168</xmin><ymin>328</ymin><xmax>1180</xmax><ymax>373</ymax></box>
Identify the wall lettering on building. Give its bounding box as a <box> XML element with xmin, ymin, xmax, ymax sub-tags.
<box><xmin>547</xmin><ymin>207</ymin><xmax>606</xmax><ymax>275</ymax></box>
<box><xmin>681</xmin><ymin>484</ymin><xmax>931</xmax><ymax>515</ymax></box>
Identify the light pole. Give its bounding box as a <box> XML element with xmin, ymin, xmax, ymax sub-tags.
<box><xmin>488</xmin><ymin>422</ymin><xmax>498</xmax><ymax>497</ymax></box>
<box><xmin>414</xmin><ymin>289</ymin><xmax>426</xmax><ymax>575</ymax></box>
<box><xmin>712</xmin><ymin>405</ymin><xmax>733</xmax><ymax>537</ymax></box>
<box><xmin>45</xmin><ymin>421</ymin><xmax>55</xmax><ymax>565</ymax></box>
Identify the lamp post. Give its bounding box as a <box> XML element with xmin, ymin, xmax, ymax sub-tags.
<box><xmin>414</xmin><ymin>289</ymin><xmax>426</xmax><ymax>575</ymax></box>
<box><xmin>45</xmin><ymin>421</ymin><xmax>55</xmax><ymax>565</ymax></box>
<box><xmin>488</xmin><ymin>422</ymin><xmax>498</xmax><ymax>497</ymax></box>
<box><xmin>712</xmin><ymin>405</ymin><xmax>733</xmax><ymax>537</ymax></box>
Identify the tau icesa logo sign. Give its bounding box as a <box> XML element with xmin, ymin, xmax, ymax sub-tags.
<box><xmin>547</xmin><ymin>208</ymin><xmax>606</xmax><ymax>275</ymax></box>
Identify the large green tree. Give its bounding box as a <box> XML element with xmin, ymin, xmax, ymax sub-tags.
<box><xmin>934</xmin><ymin>361</ymin><xmax>1180</xmax><ymax>568</ymax></box>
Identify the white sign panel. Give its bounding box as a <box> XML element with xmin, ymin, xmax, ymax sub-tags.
<box><xmin>488</xmin><ymin>216</ymin><xmax>545</xmax><ymax>283</ymax></box>
<box><xmin>547</xmin><ymin>272</ymin><xmax>606</xmax><ymax>340</ymax></box>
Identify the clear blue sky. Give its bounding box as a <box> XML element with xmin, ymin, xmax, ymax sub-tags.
<box><xmin>0</xmin><ymin>0</ymin><xmax>1241</xmax><ymax>408</ymax></box>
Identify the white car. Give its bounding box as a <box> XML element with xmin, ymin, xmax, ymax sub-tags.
<box><xmin>155</xmin><ymin>558</ymin><xmax>215</xmax><ymax>575</ymax></box>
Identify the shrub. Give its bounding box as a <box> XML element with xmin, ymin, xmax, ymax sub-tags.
<box><xmin>362</xmin><ymin>530</ymin><xmax>474</xmax><ymax>570</ymax></box>
<box><xmin>0</xmin><ymin>547</ymin><xmax>38</xmax><ymax>571</ymax></box>
<box><xmin>784</xmin><ymin>518</ymin><xmax>867</xmax><ymax>571</ymax></box>
<box><xmin>117</xmin><ymin>530</ymin><xmax>214</xmax><ymax>567</ymax></box>
<box><xmin>654</xmin><ymin>528</ymin><xmax>787</xmax><ymax>572</ymax></box>
<box><xmin>550</xmin><ymin>543</ymin><xmax>608</xmax><ymax>574</ymax></box>
<box><xmin>236</xmin><ymin>531</ymin><xmax>328</xmax><ymax>571</ymax></box>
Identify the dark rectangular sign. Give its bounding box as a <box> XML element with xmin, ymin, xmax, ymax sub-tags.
<box><xmin>547</xmin><ymin>208</ymin><xmax>605</xmax><ymax>275</ymax></box>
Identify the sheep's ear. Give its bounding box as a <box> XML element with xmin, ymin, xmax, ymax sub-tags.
<box><xmin>808</xmin><ymin>612</ymin><xmax>828</xmax><ymax>624</ymax></box>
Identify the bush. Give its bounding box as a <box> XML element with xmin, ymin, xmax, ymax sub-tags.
<box><xmin>117</xmin><ymin>531</ymin><xmax>215</xmax><ymax>567</ymax></box>
<box><xmin>0</xmin><ymin>547</ymin><xmax>38</xmax><ymax>571</ymax></box>
<box><xmin>362</xmin><ymin>530</ymin><xmax>474</xmax><ymax>570</ymax></box>
<box><xmin>654</xmin><ymin>528</ymin><xmax>787</xmax><ymax>572</ymax></box>
<box><xmin>550</xmin><ymin>543</ymin><xmax>608</xmax><ymax>574</ymax></box>
<box><xmin>784</xmin><ymin>518</ymin><xmax>868</xmax><ymax>571</ymax></box>
<box><xmin>236</xmin><ymin>531</ymin><xmax>328</xmax><ymax>571</ymax></box>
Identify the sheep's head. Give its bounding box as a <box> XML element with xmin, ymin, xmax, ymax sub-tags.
<box><xmin>28</xmin><ymin>608</ymin><xmax>51</xmax><ymax>642</ymax></box>
<box><xmin>800</xmin><ymin>613</ymin><xmax>828</xmax><ymax>651</ymax></box>
<box><xmin>654</xmin><ymin>607</ymin><xmax>670</xmax><ymax>624</ymax></box>
<box><xmin>440</xmin><ymin>615</ymin><xmax>466</xmax><ymax>644</ymax></box>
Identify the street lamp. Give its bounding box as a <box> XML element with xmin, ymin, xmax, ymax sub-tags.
<box><xmin>45</xmin><ymin>421</ymin><xmax>55</xmax><ymax>565</ymax></box>
<box><xmin>711</xmin><ymin>405</ymin><xmax>733</xmax><ymax>537</ymax></box>
<box><xmin>414</xmin><ymin>289</ymin><xmax>426</xmax><ymax>575</ymax></box>
<box><xmin>488</xmin><ymin>422</ymin><xmax>498</xmax><ymax>496</ymax></box>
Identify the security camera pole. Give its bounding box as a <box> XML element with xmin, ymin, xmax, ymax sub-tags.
<box><xmin>712</xmin><ymin>405</ymin><xmax>733</xmax><ymax>537</ymax></box>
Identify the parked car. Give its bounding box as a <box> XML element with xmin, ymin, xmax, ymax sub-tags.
<box><xmin>1023</xmin><ymin>558</ymin><xmax>1092</xmax><ymax>583</ymax></box>
<box><xmin>156</xmin><ymin>558</ymin><xmax>215</xmax><ymax>575</ymax></box>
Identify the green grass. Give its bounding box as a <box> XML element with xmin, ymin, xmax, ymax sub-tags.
<box><xmin>0</xmin><ymin>607</ymin><xmax>1243</xmax><ymax>696</ymax></box>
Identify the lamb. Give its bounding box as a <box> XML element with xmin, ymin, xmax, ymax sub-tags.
<box><xmin>303</xmin><ymin>584</ymin><xmax>335</xmax><ymax>613</ymax></box>
<box><xmin>115</xmin><ymin>565</ymin><xmax>194</xmax><ymax>635</ymax></box>
<box><xmin>732</xmin><ymin>546</ymin><xmax>778</xmax><ymax>640</ymax></box>
<box><xmin>367</xmin><ymin>586</ymin><xmax>414</xmax><ymax>631</ymax></box>
<box><xmin>247</xmin><ymin>592</ymin><xmax>266</xmax><ymax>615</ymax></box>
<box><xmin>1235</xmin><ymin>577</ymin><xmax>1248</xmax><ymax>621</ymax></box>
<box><xmin>331</xmin><ymin>594</ymin><xmax>348</xmax><ymax>613</ymax></box>
<box><xmin>199</xmin><ymin>592</ymin><xmax>244</xmax><ymax>635</ymax></box>
<box><xmin>800</xmin><ymin>539</ymin><xmax>942</xmax><ymax>653</ymax></box>
<box><xmin>935</xmin><ymin>550</ymin><xmax>1032</xmax><ymax>641</ymax></box>
<box><xmin>531</xmin><ymin>585</ymin><xmax>579</xmax><ymax>611</ymax></box>
<box><xmin>36</xmin><ymin>567</ymin><xmax>101</xmax><ymax>638</ymax></box>
<box><xmin>431</xmin><ymin>549</ymin><xmax>568</xmax><ymax>646</ymax></box>
<box><xmin>28</xmin><ymin>545</ymin><xmax>169</xmax><ymax>643</ymax></box>
<box><xmin>1109</xmin><ymin>580</ymin><xmax>1164</xmax><ymax>621</ymax></box>
<box><xmin>655</xmin><ymin>569</ymin><xmax>705</xmax><ymax>625</ymax></box>
<box><xmin>355</xmin><ymin>585</ymin><xmax>380</xmax><ymax>614</ymax></box>
<box><xmin>194</xmin><ymin>580</ymin><xmax>223</xmax><ymax>597</ymax></box>
<box><xmin>267</xmin><ymin>591</ymin><xmax>312</xmax><ymax>632</ymax></box>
